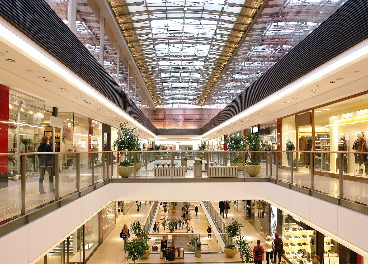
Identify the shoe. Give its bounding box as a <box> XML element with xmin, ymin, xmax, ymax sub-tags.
<box><xmin>40</xmin><ymin>191</ymin><xmax>46</xmax><ymax>194</ymax></box>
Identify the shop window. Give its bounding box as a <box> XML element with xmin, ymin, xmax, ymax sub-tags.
<box><xmin>282</xmin><ymin>116</ymin><xmax>296</xmax><ymax>168</ymax></box>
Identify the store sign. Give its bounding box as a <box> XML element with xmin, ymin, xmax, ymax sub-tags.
<box><xmin>33</xmin><ymin>113</ymin><xmax>43</xmax><ymax>125</ymax></box>
<box><xmin>50</xmin><ymin>116</ymin><xmax>63</xmax><ymax>128</ymax></box>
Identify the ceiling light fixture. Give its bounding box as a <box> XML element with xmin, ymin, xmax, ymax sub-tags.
<box><xmin>38</xmin><ymin>76</ymin><xmax>45</xmax><ymax>79</ymax></box>
<box><xmin>5</xmin><ymin>58</ymin><xmax>14</xmax><ymax>62</ymax></box>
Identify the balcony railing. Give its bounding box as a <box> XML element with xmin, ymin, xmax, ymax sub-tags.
<box><xmin>0</xmin><ymin>150</ymin><xmax>367</xmax><ymax>236</ymax></box>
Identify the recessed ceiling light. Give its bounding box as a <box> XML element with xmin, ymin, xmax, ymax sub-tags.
<box><xmin>315</xmin><ymin>111</ymin><xmax>322</xmax><ymax>113</ymax></box>
<box><xmin>292</xmin><ymin>98</ymin><xmax>298</xmax><ymax>100</ymax></box>
<box><xmin>59</xmin><ymin>87</ymin><xmax>66</xmax><ymax>91</ymax></box>
<box><xmin>5</xmin><ymin>59</ymin><xmax>15</xmax><ymax>62</ymax></box>
<box><xmin>354</xmin><ymin>71</ymin><xmax>359</xmax><ymax>73</ymax></box>
<box><xmin>323</xmin><ymin>109</ymin><xmax>329</xmax><ymax>111</ymax></box>
<box><xmin>330</xmin><ymin>81</ymin><xmax>335</xmax><ymax>84</ymax></box>
<box><xmin>311</xmin><ymin>89</ymin><xmax>316</xmax><ymax>92</ymax></box>
<box><xmin>336</xmin><ymin>78</ymin><xmax>344</xmax><ymax>80</ymax></box>
<box><xmin>285</xmin><ymin>101</ymin><xmax>290</xmax><ymax>103</ymax></box>
<box><xmin>38</xmin><ymin>76</ymin><xmax>45</xmax><ymax>79</ymax></box>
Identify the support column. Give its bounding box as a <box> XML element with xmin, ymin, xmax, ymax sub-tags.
<box><xmin>68</xmin><ymin>0</ymin><xmax>77</xmax><ymax>34</ymax></box>
<box><xmin>0</xmin><ymin>85</ymin><xmax>9</xmax><ymax>189</ymax></box>
<box><xmin>99</xmin><ymin>17</ymin><xmax>105</xmax><ymax>65</ymax></box>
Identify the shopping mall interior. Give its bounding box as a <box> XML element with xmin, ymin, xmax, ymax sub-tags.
<box><xmin>0</xmin><ymin>0</ymin><xmax>368</xmax><ymax>263</ymax></box>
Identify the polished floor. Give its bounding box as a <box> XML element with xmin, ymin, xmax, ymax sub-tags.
<box><xmin>87</xmin><ymin>200</ymin><xmax>271</xmax><ymax>263</ymax></box>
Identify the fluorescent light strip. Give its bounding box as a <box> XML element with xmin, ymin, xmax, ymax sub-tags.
<box><xmin>0</xmin><ymin>18</ymin><xmax>155</xmax><ymax>138</ymax></box>
<box><xmin>202</xmin><ymin>38</ymin><xmax>368</xmax><ymax>139</ymax></box>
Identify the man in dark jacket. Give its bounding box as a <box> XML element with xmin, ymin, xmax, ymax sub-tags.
<box><xmin>195</xmin><ymin>205</ymin><xmax>198</xmax><ymax>216</ymax></box>
<box><xmin>273</xmin><ymin>233</ymin><xmax>283</xmax><ymax>264</ymax></box>
<box><xmin>219</xmin><ymin>201</ymin><xmax>225</xmax><ymax>217</ymax></box>
<box><xmin>38</xmin><ymin>136</ymin><xmax>53</xmax><ymax>194</ymax></box>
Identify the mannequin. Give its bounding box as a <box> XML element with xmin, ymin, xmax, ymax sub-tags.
<box><xmin>286</xmin><ymin>139</ymin><xmax>295</xmax><ymax>166</ymax></box>
<box><xmin>336</xmin><ymin>135</ymin><xmax>348</xmax><ymax>173</ymax></box>
<box><xmin>352</xmin><ymin>132</ymin><xmax>368</xmax><ymax>176</ymax></box>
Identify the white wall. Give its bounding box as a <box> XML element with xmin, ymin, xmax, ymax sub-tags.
<box><xmin>1</xmin><ymin>182</ymin><xmax>367</xmax><ymax>263</ymax></box>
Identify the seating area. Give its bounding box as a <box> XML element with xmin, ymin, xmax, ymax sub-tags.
<box><xmin>208</xmin><ymin>166</ymin><xmax>238</xmax><ymax>177</ymax></box>
<box><xmin>154</xmin><ymin>166</ymin><xmax>186</xmax><ymax>177</ymax></box>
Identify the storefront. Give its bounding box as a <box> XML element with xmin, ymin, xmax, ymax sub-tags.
<box><xmin>280</xmin><ymin>93</ymin><xmax>368</xmax><ymax>178</ymax></box>
<box><xmin>35</xmin><ymin>201</ymin><xmax>117</xmax><ymax>264</ymax></box>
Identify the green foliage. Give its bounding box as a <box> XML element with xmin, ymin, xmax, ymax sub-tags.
<box><xmin>168</xmin><ymin>220</ymin><xmax>177</xmax><ymax>233</ymax></box>
<box><xmin>226</xmin><ymin>219</ymin><xmax>243</xmax><ymax>238</ymax></box>
<box><xmin>231</xmin><ymin>157</ymin><xmax>243</xmax><ymax>163</ymax></box>
<box><xmin>246</xmin><ymin>161</ymin><xmax>259</xmax><ymax>165</ymax></box>
<box><xmin>236</xmin><ymin>236</ymin><xmax>254</xmax><ymax>263</ymax></box>
<box><xmin>184</xmin><ymin>202</ymin><xmax>191</xmax><ymax>209</ymax></box>
<box><xmin>198</xmin><ymin>143</ymin><xmax>206</xmax><ymax>151</ymax></box>
<box><xmin>130</xmin><ymin>221</ymin><xmax>148</xmax><ymax>240</ymax></box>
<box><xmin>225</xmin><ymin>133</ymin><xmax>245</xmax><ymax>151</ymax></box>
<box><xmin>225</xmin><ymin>244</ymin><xmax>236</xmax><ymax>249</ymax></box>
<box><xmin>124</xmin><ymin>237</ymin><xmax>149</xmax><ymax>263</ymax></box>
<box><xmin>244</xmin><ymin>133</ymin><xmax>265</xmax><ymax>164</ymax></box>
<box><xmin>154</xmin><ymin>144</ymin><xmax>161</xmax><ymax>151</ymax></box>
<box><xmin>131</xmin><ymin>159</ymin><xmax>141</xmax><ymax>164</ymax></box>
<box><xmin>113</xmin><ymin>122</ymin><xmax>139</xmax><ymax>151</ymax></box>
<box><xmin>188</xmin><ymin>235</ymin><xmax>199</xmax><ymax>252</ymax></box>
<box><xmin>171</xmin><ymin>202</ymin><xmax>177</xmax><ymax>208</ymax></box>
<box><xmin>119</xmin><ymin>160</ymin><xmax>133</xmax><ymax>167</ymax></box>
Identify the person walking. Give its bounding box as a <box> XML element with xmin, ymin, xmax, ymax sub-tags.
<box><xmin>253</xmin><ymin>239</ymin><xmax>265</xmax><ymax>264</ymax></box>
<box><xmin>157</xmin><ymin>222</ymin><xmax>160</xmax><ymax>233</ymax></box>
<box><xmin>273</xmin><ymin>233</ymin><xmax>284</xmax><ymax>264</ymax></box>
<box><xmin>136</xmin><ymin>201</ymin><xmax>140</xmax><ymax>212</ymax></box>
<box><xmin>195</xmin><ymin>205</ymin><xmax>198</xmax><ymax>216</ymax></box>
<box><xmin>207</xmin><ymin>226</ymin><xmax>212</xmax><ymax>239</ymax></box>
<box><xmin>178</xmin><ymin>218</ymin><xmax>182</xmax><ymax>229</ymax></box>
<box><xmin>174</xmin><ymin>218</ymin><xmax>178</xmax><ymax>230</ymax></box>
<box><xmin>162</xmin><ymin>218</ymin><xmax>166</xmax><ymax>230</ymax></box>
<box><xmin>265</xmin><ymin>236</ymin><xmax>274</xmax><ymax>264</ymax></box>
<box><xmin>38</xmin><ymin>136</ymin><xmax>54</xmax><ymax>194</ymax></box>
<box><xmin>120</xmin><ymin>224</ymin><xmax>130</xmax><ymax>249</ymax></box>
<box><xmin>153</xmin><ymin>222</ymin><xmax>157</xmax><ymax>233</ymax></box>
<box><xmin>219</xmin><ymin>201</ymin><xmax>225</xmax><ymax>218</ymax></box>
<box><xmin>224</xmin><ymin>201</ymin><xmax>230</xmax><ymax>219</ymax></box>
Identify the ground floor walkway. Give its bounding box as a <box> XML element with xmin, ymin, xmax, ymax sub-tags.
<box><xmin>87</xmin><ymin>199</ymin><xmax>277</xmax><ymax>264</ymax></box>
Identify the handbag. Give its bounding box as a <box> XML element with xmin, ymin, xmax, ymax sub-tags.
<box><xmin>152</xmin><ymin>245</ymin><xmax>158</xmax><ymax>251</ymax></box>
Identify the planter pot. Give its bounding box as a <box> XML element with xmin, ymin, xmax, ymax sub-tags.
<box><xmin>155</xmin><ymin>154</ymin><xmax>161</xmax><ymax>159</ymax></box>
<box><xmin>134</xmin><ymin>162</ymin><xmax>142</xmax><ymax>172</ymax></box>
<box><xmin>244</xmin><ymin>164</ymin><xmax>261</xmax><ymax>177</ymax></box>
<box><xmin>117</xmin><ymin>166</ymin><xmax>134</xmax><ymax>178</ymax></box>
<box><xmin>197</xmin><ymin>153</ymin><xmax>205</xmax><ymax>159</ymax></box>
<box><xmin>224</xmin><ymin>248</ymin><xmax>237</xmax><ymax>258</ymax></box>
<box><xmin>142</xmin><ymin>249</ymin><xmax>150</xmax><ymax>259</ymax></box>
<box><xmin>231</xmin><ymin>162</ymin><xmax>243</xmax><ymax>171</ymax></box>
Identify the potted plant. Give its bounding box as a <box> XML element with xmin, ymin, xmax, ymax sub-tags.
<box><xmin>168</xmin><ymin>219</ymin><xmax>177</xmax><ymax>233</ymax></box>
<box><xmin>124</xmin><ymin>237</ymin><xmax>150</xmax><ymax>263</ymax></box>
<box><xmin>225</xmin><ymin>133</ymin><xmax>245</xmax><ymax>171</ymax></box>
<box><xmin>224</xmin><ymin>219</ymin><xmax>243</xmax><ymax>258</ymax></box>
<box><xmin>198</xmin><ymin>143</ymin><xmax>206</xmax><ymax>159</ymax></box>
<box><xmin>130</xmin><ymin>221</ymin><xmax>150</xmax><ymax>259</ymax></box>
<box><xmin>188</xmin><ymin>235</ymin><xmax>199</xmax><ymax>252</ymax></box>
<box><xmin>114</xmin><ymin>122</ymin><xmax>139</xmax><ymax>177</ymax></box>
<box><xmin>117</xmin><ymin>160</ymin><xmax>134</xmax><ymax>178</ymax></box>
<box><xmin>236</xmin><ymin>236</ymin><xmax>254</xmax><ymax>263</ymax></box>
<box><xmin>132</xmin><ymin>159</ymin><xmax>142</xmax><ymax>172</ymax></box>
<box><xmin>244</xmin><ymin>133</ymin><xmax>265</xmax><ymax>177</ymax></box>
<box><xmin>154</xmin><ymin>144</ymin><xmax>161</xmax><ymax>159</ymax></box>
<box><xmin>171</xmin><ymin>202</ymin><xmax>177</xmax><ymax>213</ymax></box>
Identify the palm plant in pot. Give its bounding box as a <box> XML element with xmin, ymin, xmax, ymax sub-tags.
<box><xmin>225</xmin><ymin>133</ymin><xmax>245</xmax><ymax>171</ymax></box>
<box><xmin>244</xmin><ymin>133</ymin><xmax>265</xmax><ymax>177</ymax></box>
<box><xmin>224</xmin><ymin>219</ymin><xmax>243</xmax><ymax>258</ymax></box>
<box><xmin>236</xmin><ymin>236</ymin><xmax>254</xmax><ymax>263</ymax></box>
<box><xmin>198</xmin><ymin>143</ymin><xmax>206</xmax><ymax>159</ymax></box>
<box><xmin>113</xmin><ymin>122</ymin><xmax>139</xmax><ymax>178</ymax></box>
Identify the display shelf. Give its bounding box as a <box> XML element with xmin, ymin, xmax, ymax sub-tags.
<box><xmin>283</xmin><ymin>224</ymin><xmax>314</xmax><ymax>264</ymax></box>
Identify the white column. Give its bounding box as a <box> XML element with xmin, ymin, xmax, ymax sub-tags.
<box><xmin>99</xmin><ymin>17</ymin><xmax>105</xmax><ymax>65</ymax></box>
<box><xmin>68</xmin><ymin>0</ymin><xmax>77</xmax><ymax>34</ymax></box>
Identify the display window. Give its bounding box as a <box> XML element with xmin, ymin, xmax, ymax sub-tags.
<box><xmin>102</xmin><ymin>201</ymin><xmax>116</xmax><ymax>240</ymax></box>
<box><xmin>315</xmin><ymin>94</ymin><xmax>368</xmax><ymax>177</ymax></box>
<box><xmin>84</xmin><ymin>214</ymin><xmax>99</xmax><ymax>259</ymax></box>
<box><xmin>282</xmin><ymin>116</ymin><xmax>296</xmax><ymax>168</ymax></box>
<box><xmin>282</xmin><ymin>214</ymin><xmax>316</xmax><ymax>264</ymax></box>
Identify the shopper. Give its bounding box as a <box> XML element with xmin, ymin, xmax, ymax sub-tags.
<box><xmin>162</xmin><ymin>218</ymin><xmax>166</xmax><ymax>230</ymax></box>
<box><xmin>120</xmin><ymin>224</ymin><xmax>130</xmax><ymax>249</ymax></box>
<box><xmin>253</xmin><ymin>239</ymin><xmax>265</xmax><ymax>264</ymax></box>
<box><xmin>273</xmin><ymin>233</ymin><xmax>284</xmax><ymax>264</ymax></box>
<box><xmin>136</xmin><ymin>201</ymin><xmax>139</xmax><ymax>212</ymax></box>
<box><xmin>174</xmin><ymin>218</ymin><xmax>178</xmax><ymax>229</ymax></box>
<box><xmin>178</xmin><ymin>218</ymin><xmax>182</xmax><ymax>229</ymax></box>
<box><xmin>157</xmin><ymin>222</ymin><xmax>160</xmax><ymax>233</ymax></box>
<box><xmin>161</xmin><ymin>235</ymin><xmax>168</xmax><ymax>261</ymax></box>
<box><xmin>219</xmin><ymin>201</ymin><xmax>225</xmax><ymax>217</ymax></box>
<box><xmin>195</xmin><ymin>205</ymin><xmax>198</xmax><ymax>216</ymax></box>
<box><xmin>313</xmin><ymin>255</ymin><xmax>321</xmax><ymax>264</ymax></box>
<box><xmin>265</xmin><ymin>236</ymin><xmax>274</xmax><ymax>264</ymax></box>
<box><xmin>38</xmin><ymin>136</ymin><xmax>54</xmax><ymax>194</ymax></box>
<box><xmin>224</xmin><ymin>201</ymin><xmax>230</xmax><ymax>219</ymax></box>
<box><xmin>153</xmin><ymin>222</ymin><xmax>157</xmax><ymax>233</ymax></box>
<box><xmin>207</xmin><ymin>226</ymin><xmax>212</xmax><ymax>239</ymax></box>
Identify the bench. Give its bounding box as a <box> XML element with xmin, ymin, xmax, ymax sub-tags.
<box><xmin>208</xmin><ymin>166</ymin><xmax>238</xmax><ymax>177</ymax></box>
<box><xmin>154</xmin><ymin>166</ymin><xmax>186</xmax><ymax>177</ymax></box>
